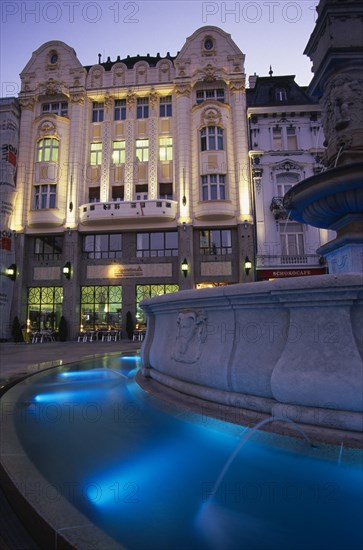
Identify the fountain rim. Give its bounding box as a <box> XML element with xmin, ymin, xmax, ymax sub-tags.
<box><xmin>283</xmin><ymin>161</ymin><xmax>363</xmax><ymax>227</ymax></box>
<box><xmin>1</xmin><ymin>352</ymin><xmax>362</xmax><ymax>550</ymax></box>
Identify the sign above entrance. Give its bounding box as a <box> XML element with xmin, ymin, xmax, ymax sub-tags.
<box><xmin>87</xmin><ymin>263</ymin><xmax>173</xmax><ymax>279</ymax></box>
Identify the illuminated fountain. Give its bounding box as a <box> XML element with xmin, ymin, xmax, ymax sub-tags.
<box><xmin>140</xmin><ymin>0</ymin><xmax>363</xmax><ymax>437</ymax></box>
<box><xmin>284</xmin><ymin>0</ymin><xmax>363</xmax><ymax>274</ymax></box>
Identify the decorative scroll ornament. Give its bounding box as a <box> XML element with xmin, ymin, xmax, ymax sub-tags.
<box><xmin>149</xmin><ymin>89</ymin><xmax>159</xmax><ymax>108</ymax></box>
<box><xmin>69</xmin><ymin>91</ymin><xmax>85</xmax><ymax>105</ymax></box>
<box><xmin>203</xmin><ymin>63</ymin><xmax>217</xmax><ymax>81</ymax></box>
<box><xmin>19</xmin><ymin>96</ymin><xmax>37</xmax><ymax>110</ymax></box>
<box><xmin>201</xmin><ymin>106</ymin><xmax>222</xmax><ymax>126</ymax></box>
<box><xmin>103</xmin><ymin>92</ymin><xmax>113</xmax><ymax>110</ymax></box>
<box><xmin>172</xmin><ymin>310</ymin><xmax>207</xmax><ymax>364</ymax></box>
<box><xmin>43</xmin><ymin>78</ymin><xmax>65</xmax><ymax>96</ymax></box>
<box><xmin>126</xmin><ymin>91</ymin><xmax>137</xmax><ymax>108</ymax></box>
<box><xmin>38</xmin><ymin>120</ymin><xmax>57</xmax><ymax>138</ymax></box>
<box><xmin>252</xmin><ymin>167</ymin><xmax>263</xmax><ymax>178</ymax></box>
<box><xmin>272</xmin><ymin>160</ymin><xmax>302</xmax><ymax>172</ymax></box>
<box><xmin>229</xmin><ymin>80</ymin><xmax>245</xmax><ymax>93</ymax></box>
<box><xmin>175</xmin><ymin>83</ymin><xmax>191</xmax><ymax>98</ymax></box>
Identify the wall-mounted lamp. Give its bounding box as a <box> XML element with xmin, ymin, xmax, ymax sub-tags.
<box><xmin>63</xmin><ymin>261</ymin><xmax>71</xmax><ymax>280</ymax></box>
<box><xmin>181</xmin><ymin>258</ymin><xmax>189</xmax><ymax>278</ymax></box>
<box><xmin>5</xmin><ymin>264</ymin><xmax>17</xmax><ymax>281</ymax></box>
<box><xmin>182</xmin><ymin>222</ymin><xmax>187</xmax><ymax>232</ymax></box>
<box><xmin>67</xmin><ymin>227</ymin><xmax>72</xmax><ymax>236</ymax></box>
<box><xmin>244</xmin><ymin>256</ymin><xmax>252</xmax><ymax>276</ymax></box>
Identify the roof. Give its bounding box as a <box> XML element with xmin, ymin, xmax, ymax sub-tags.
<box><xmin>246</xmin><ymin>75</ymin><xmax>319</xmax><ymax>107</ymax></box>
<box><xmin>84</xmin><ymin>53</ymin><xmax>177</xmax><ymax>72</ymax></box>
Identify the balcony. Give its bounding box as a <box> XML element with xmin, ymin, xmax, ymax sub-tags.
<box><xmin>28</xmin><ymin>209</ymin><xmax>65</xmax><ymax>228</ymax></box>
<box><xmin>79</xmin><ymin>199</ymin><xmax>177</xmax><ymax>225</ymax></box>
<box><xmin>256</xmin><ymin>255</ymin><xmax>323</xmax><ymax>268</ymax></box>
<box><xmin>195</xmin><ymin>200</ymin><xmax>235</xmax><ymax>221</ymax></box>
<box><xmin>270</xmin><ymin>197</ymin><xmax>289</xmax><ymax>220</ymax></box>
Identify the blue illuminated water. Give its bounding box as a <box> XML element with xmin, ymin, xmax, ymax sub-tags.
<box><xmin>13</xmin><ymin>354</ymin><xmax>363</xmax><ymax>550</ymax></box>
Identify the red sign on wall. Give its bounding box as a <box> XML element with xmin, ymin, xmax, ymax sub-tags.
<box><xmin>257</xmin><ymin>267</ymin><xmax>327</xmax><ymax>280</ymax></box>
<box><xmin>0</xmin><ymin>236</ymin><xmax>12</xmax><ymax>251</ymax></box>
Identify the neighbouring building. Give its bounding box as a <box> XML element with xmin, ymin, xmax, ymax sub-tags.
<box><xmin>247</xmin><ymin>73</ymin><xmax>331</xmax><ymax>281</ymax></box>
<box><xmin>0</xmin><ymin>97</ymin><xmax>19</xmax><ymax>340</ymax></box>
<box><xmin>4</xmin><ymin>26</ymin><xmax>331</xmax><ymax>340</ymax></box>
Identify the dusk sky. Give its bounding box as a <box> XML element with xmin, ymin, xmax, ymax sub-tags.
<box><xmin>1</xmin><ymin>1</ymin><xmax>320</xmax><ymax>98</ymax></box>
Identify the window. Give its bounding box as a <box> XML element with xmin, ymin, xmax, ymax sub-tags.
<box><xmin>137</xmin><ymin>97</ymin><xmax>149</xmax><ymax>119</ymax></box>
<box><xmin>90</xmin><ymin>143</ymin><xmax>102</xmax><ymax>165</ymax></box>
<box><xmin>286</xmin><ymin>126</ymin><xmax>298</xmax><ymax>150</ymax></box>
<box><xmin>272</xmin><ymin>126</ymin><xmax>298</xmax><ymax>150</ymax></box>
<box><xmin>37</xmin><ymin>138</ymin><xmax>59</xmax><ymax>162</ymax></box>
<box><xmin>159</xmin><ymin>96</ymin><xmax>172</xmax><ymax>117</ymax></box>
<box><xmin>159</xmin><ymin>137</ymin><xmax>173</xmax><ymax>161</ymax></box>
<box><xmin>27</xmin><ymin>287</ymin><xmax>63</xmax><ymax>332</ymax></box>
<box><xmin>89</xmin><ymin>187</ymin><xmax>100</xmax><ymax>203</ymax></box>
<box><xmin>135</xmin><ymin>184</ymin><xmax>148</xmax><ymax>200</ymax></box>
<box><xmin>275</xmin><ymin>88</ymin><xmax>288</xmax><ymax>101</ymax></box>
<box><xmin>42</xmin><ymin>102</ymin><xmax>68</xmax><ymax>116</ymax></box>
<box><xmin>276</xmin><ymin>173</ymin><xmax>299</xmax><ymax>197</ymax></box>
<box><xmin>201</xmin><ymin>174</ymin><xmax>226</xmax><ymax>200</ymax></box>
<box><xmin>81</xmin><ymin>286</ymin><xmax>122</xmax><ymax>331</ymax></box>
<box><xmin>34</xmin><ymin>184</ymin><xmax>56</xmax><ymax>209</ymax></box>
<box><xmin>200</xmin><ymin>126</ymin><xmax>224</xmax><ymax>151</ymax></box>
<box><xmin>83</xmin><ymin>234</ymin><xmax>122</xmax><ymax>259</ymax></box>
<box><xmin>34</xmin><ymin>236</ymin><xmax>63</xmax><ymax>260</ymax></box>
<box><xmin>136</xmin><ymin>284</ymin><xmax>179</xmax><ymax>324</ymax></box>
<box><xmin>136</xmin><ymin>139</ymin><xmax>149</xmax><ymax>162</ymax></box>
<box><xmin>112</xmin><ymin>141</ymin><xmax>126</xmax><ymax>164</ymax></box>
<box><xmin>159</xmin><ymin>182</ymin><xmax>173</xmax><ymax>199</ymax></box>
<box><xmin>114</xmin><ymin>99</ymin><xmax>126</xmax><ymax>120</ymax></box>
<box><xmin>112</xmin><ymin>186</ymin><xmax>124</xmax><ymax>201</ymax></box>
<box><xmin>272</xmin><ymin>127</ymin><xmax>283</xmax><ymax>150</ymax></box>
<box><xmin>92</xmin><ymin>102</ymin><xmax>104</xmax><ymax>122</ymax></box>
<box><xmin>280</xmin><ymin>222</ymin><xmax>305</xmax><ymax>256</ymax></box>
<box><xmin>196</xmin><ymin>89</ymin><xmax>225</xmax><ymax>104</ymax></box>
<box><xmin>199</xmin><ymin>229</ymin><xmax>232</xmax><ymax>255</ymax></box>
<box><xmin>136</xmin><ymin>231</ymin><xmax>178</xmax><ymax>258</ymax></box>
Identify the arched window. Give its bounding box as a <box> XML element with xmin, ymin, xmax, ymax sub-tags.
<box><xmin>36</xmin><ymin>138</ymin><xmax>59</xmax><ymax>162</ymax></box>
<box><xmin>200</xmin><ymin>126</ymin><xmax>224</xmax><ymax>151</ymax></box>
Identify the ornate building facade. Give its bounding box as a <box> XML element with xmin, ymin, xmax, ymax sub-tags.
<box><xmin>4</xmin><ymin>26</ymin><xmax>331</xmax><ymax>339</ymax></box>
<box><xmin>246</xmin><ymin>74</ymin><xmax>331</xmax><ymax>280</ymax></box>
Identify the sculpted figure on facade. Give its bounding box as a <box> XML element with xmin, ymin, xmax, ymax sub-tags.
<box><xmin>321</xmin><ymin>73</ymin><xmax>363</xmax><ymax>156</ymax></box>
<box><xmin>172</xmin><ymin>310</ymin><xmax>207</xmax><ymax>364</ymax></box>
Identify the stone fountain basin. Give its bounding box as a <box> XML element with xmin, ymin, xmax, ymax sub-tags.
<box><xmin>283</xmin><ymin>162</ymin><xmax>363</xmax><ymax>229</ymax></box>
<box><xmin>141</xmin><ymin>274</ymin><xmax>363</xmax><ymax>433</ymax></box>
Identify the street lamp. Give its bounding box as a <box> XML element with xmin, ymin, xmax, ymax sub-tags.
<box><xmin>181</xmin><ymin>258</ymin><xmax>189</xmax><ymax>278</ymax></box>
<box><xmin>244</xmin><ymin>256</ymin><xmax>252</xmax><ymax>276</ymax></box>
<box><xmin>63</xmin><ymin>261</ymin><xmax>72</xmax><ymax>280</ymax></box>
<box><xmin>5</xmin><ymin>264</ymin><xmax>17</xmax><ymax>281</ymax></box>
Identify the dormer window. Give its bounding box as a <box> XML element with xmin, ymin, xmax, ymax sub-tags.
<box><xmin>275</xmin><ymin>88</ymin><xmax>288</xmax><ymax>101</ymax></box>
